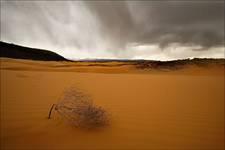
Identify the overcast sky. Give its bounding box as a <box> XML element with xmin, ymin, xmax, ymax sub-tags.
<box><xmin>1</xmin><ymin>0</ymin><xmax>224</xmax><ymax>60</ymax></box>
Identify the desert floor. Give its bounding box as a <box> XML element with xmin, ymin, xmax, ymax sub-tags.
<box><xmin>0</xmin><ymin>58</ymin><xmax>224</xmax><ymax>150</ymax></box>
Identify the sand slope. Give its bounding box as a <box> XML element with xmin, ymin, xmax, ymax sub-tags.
<box><xmin>0</xmin><ymin>58</ymin><xmax>224</xmax><ymax>150</ymax></box>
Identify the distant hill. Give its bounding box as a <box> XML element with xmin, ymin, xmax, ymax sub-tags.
<box><xmin>134</xmin><ymin>58</ymin><xmax>225</xmax><ymax>70</ymax></box>
<box><xmin>0</xmin><ymin>41</ymin><xmax>67</xmax><ymax>61</ymax></box>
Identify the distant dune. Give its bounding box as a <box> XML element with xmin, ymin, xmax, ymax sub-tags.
<box><xmin>0</xmin><ymin>41</ymin><xmax>67</xmax><ymax>61</ymax></box>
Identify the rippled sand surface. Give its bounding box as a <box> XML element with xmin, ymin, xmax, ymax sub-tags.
<box><xmin>1</xmin><ymin>58</ymin><xmax>224</xmax><ymax>150</ymax></box>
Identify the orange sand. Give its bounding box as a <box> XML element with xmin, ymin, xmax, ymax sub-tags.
<box><xmin>0</xmin><ymin>58</ymin><xmax>224</xmax><ymax>150</ymax></box>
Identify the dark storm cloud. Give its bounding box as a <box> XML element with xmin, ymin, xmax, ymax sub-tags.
<box><xmin>127</xmin><ymin>1</ymin><xmax>224</xmax><ymax>48</ymax></box>
<box><xmin>1</xmin><ymin>0</ymin><xmax>224</xmax><ymax>59</ymax></box>
<box><xmin>85</xmin><ymin>1</ymin><xmax>224</xmax><ymax>49</ymax></box>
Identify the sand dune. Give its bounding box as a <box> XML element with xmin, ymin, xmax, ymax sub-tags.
<box><xmin>0</xmin><ymin>58</ymin><xmax>224</xmax><ymax>150</ymax></box>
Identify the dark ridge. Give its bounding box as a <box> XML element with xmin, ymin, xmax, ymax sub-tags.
<box><xmin>0</xmin><ymin>41</ymin><xmax>68</xmax><ymax>61</ymax></box>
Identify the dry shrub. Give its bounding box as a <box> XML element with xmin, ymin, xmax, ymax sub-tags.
<box><xmin>51</xmin><ymin>87</ymin><xmax>110</xmax><ymax>128</ymax></box>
